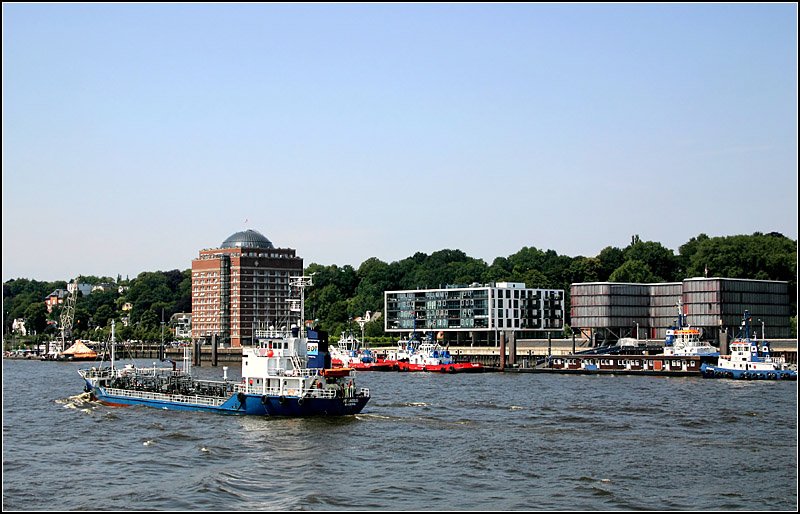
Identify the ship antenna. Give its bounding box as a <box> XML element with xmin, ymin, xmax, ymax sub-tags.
<box><xmin>289</xmin><ymin>275</ymin><xmax>314</xmax><ymax>335</ymax></box>
<box><xmin>742</xmin><ymin>310</ymin><xmax>752</xmax><ymax>341</ymax></box>
<box><xmin>110</xmin><ymin>319</ymin><xmax>116</xmax><ymax>370</ymax></box>
<box><xmin>676</xmin><ymin>300</ymin><xmax>685</xmax><ymax>329</ymax></box>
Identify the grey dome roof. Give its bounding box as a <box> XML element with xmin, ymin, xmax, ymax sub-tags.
<box><xmin>221</xmin><ymin>229</ymin><xmax>275</xmax><ymax>249</ymax></box>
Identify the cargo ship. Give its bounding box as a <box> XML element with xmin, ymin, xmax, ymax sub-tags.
<box><xmin>78</xmin><ymin>277</ymin><xmax>370</xmax><ymax>416</ymax></box>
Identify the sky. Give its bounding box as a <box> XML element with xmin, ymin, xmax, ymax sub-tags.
<box><xmin>3</xmin><ymin>3</ymin><xmax>798</xmax><ymax>283</ymax></box>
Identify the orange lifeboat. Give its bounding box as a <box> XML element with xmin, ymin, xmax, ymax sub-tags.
<box><xmin>321</xmin><ymin>367</ymin><xmax>353</xmax><ymax>377</ymax></box>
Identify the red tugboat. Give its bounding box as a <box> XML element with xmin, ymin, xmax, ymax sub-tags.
<box><xmin>384</xmin><ymin>334</ymin><xmax>483</xmax><ymax>373</ymax></box>
<box><xmin>329</xmin><ymin>332</ymin><xmax>394</xmax><ymax>371</ymax></box>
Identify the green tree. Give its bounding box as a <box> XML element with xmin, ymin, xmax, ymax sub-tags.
<box><xmin>609</xmin><ymin>260</ymin><xmax>657</xmax><ymax>283</ymax></box>
<box><xmin>125</xmin><ymin>271</ymin><xmax>174</xmax><ymax>325</ymax></box>
<box><xmin>364</xmin><ymin>318</ymin><xmax>386</xmax><ymax>338</ymax></box>
<box><xmin>484</xmin><ymin>256</ymin><xmax>512</xmax><ymax>282</ymax></box>
<box><xmin>567</xmin><ymin>256</ymin><xmax>601</xmax><ymax>284</ymax></box>
<box><xmin>351</xmin><ymin>257</ymin><xmax>395</xmax><ymax>316</ymax></box>
<box><xmin>597</xmin><ymin>246</ymin><xmax>625</xmax><ymax>281</ymax></box>
<box><xmin>623</xmin><ymin>239</ymin><xmax>679</xmax><ymax>282</ymax></box>
<box><xmin>94</xmin><ymin>304</ymin><xmax>114</xmax><ymax>328</ymax></box>
<box><xmin>677</xmin><ymin>233</ymin><xmax>710</xmax><ymax>276</ymax></box>
<box><xmin>23</xmin><ymin>302</ymin><xmax>48</xmax><ymax>335</ymax></box>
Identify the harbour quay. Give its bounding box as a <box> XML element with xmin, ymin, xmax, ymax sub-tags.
<box><xmin>114</xmin><ymin>338</ymin><xmax>798</xmax><ymax>370</ymax></box>
<box><xmin>443</xmin><ymin>338</ymin><xmax>798</xmax><ymax>370</ymax></box>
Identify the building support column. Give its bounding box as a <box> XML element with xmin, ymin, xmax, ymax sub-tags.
<box><xmin>508</xmin><ymin>330</ymin><xmax>516</xmax><ymax>366</ymax></box>
<box><xmin>499</xmin><ymin>332</ymin><xmax>506</xmax><ymax>370</ymax></box>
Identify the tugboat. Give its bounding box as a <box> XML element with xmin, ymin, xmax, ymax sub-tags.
<box><xmin>385</xmin><ymin>333</ymin><xmax>483</xmax><ymax>373</ymax></box>
<box><xmin>329</xmin><ymin>332</ymin><xmax>393</xmax><ymax>371</ymax></box>
<box><xmin>78</xmin><ymin>277</ymin><xmax>371</xmax><ymax>416</ymax></box>
<box><xmin>663</xmin><ymin>302</ymin><xmax>719</xmax><ymax>357</ymax></box>
<box><xmin>700</xmin><ymin>311</ymin><xmax>797</xmax><ymax>381</ymax></box>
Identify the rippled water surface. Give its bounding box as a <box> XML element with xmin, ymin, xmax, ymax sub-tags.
<box><xmin>3</xmin><ymin>359</ymin><xmax>797</xmax><ymax>511</ymax></box>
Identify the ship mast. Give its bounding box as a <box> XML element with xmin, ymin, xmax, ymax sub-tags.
<box><xmin>110</xmin><ymin>319</ymin><xmax>116</xmax><ymax>370</ymax></box>
<box><xmin>675</xmin><ymin>300</ymin><xmax>686</xmax><ymax>329</ymax></box>
<box><xmin>288</xmin><ymin>275</ymin><xmax>314</xmax><ymax>333</ymax></box>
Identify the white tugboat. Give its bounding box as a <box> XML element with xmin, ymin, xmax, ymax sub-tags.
<box><xmin>663</xmin><ymin>302</ymin><xmax>719</xmax><ymax>357</ymax></box>
<box><xmin>329</xmin><ymin>331</ymin><xmax>392</xmax><ymax>370</ymax></box>
<box><xmin>700</xmin><ymin>311</ymin><xmax>797</xmax><ymax>380</ymax></box>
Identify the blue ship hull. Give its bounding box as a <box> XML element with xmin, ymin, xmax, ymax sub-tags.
<box><xmin>699</xmin><ymin>363</ymin><xmax>797</xmax><ymax>380</ymax></box>
<box><xmin>90</xmin><ymin>385</ymin><xmax>369</xmax><ymax>416</ymax></box>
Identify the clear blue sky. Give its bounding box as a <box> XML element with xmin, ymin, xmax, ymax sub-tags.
<box><xmin>3</xmin><ymin>3</ymin><xmax>797</xmax><ymax>282</ymax></box>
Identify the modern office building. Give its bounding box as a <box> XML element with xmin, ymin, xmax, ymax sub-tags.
<box><xmin>191</xmin><ymin>229</ymin><xmax>303</xmax><ymax>347</ymax></box>
<box><xmin>385</xmin><ymin>282</ymin><xmax>565</xmax><ymax>344</ymax></box>
<box><xmin>570</xmin><ymin>277</ymin><xmax>791</xmax><ymax>343</ymax></box>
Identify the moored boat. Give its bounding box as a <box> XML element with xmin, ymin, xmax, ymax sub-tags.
<box><xmin>329</xmin><ymin>332</ymin><xmax>393</xmax><ymax>371</ymax></box>
<box><xmin>700</xmin><ymin>311</ymin><xmax>797</xmax><ymax>381</ymax></box>
<box><xmin>78</xmin><ymin>277</ymin><xmax>371</xmax><ymax>416</ymax></box>
<box><xmin>384</xmin><ymin>334</ymin><xmax>483</xmax><ymax>373</ymax></box>
<box><xmin>663</xmin><ymin>302</ymin><xmax>719</xmax><ymax>358</ymax></box>
<box><xmin>546</xmin><ymin>353</ymin><xmax>703</xmax><ymax>375</ymax></box>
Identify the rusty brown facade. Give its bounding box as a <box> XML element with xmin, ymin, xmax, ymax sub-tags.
<box><xmin>191</xmin><ymin>230</ymin><xmax>303</xmax><ymax>347</ymax></box>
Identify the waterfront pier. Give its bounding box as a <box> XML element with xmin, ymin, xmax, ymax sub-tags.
<box><xmin>18</xmin><ymin>338</ymin><xmax>797</xmax><ymax>369</ymax></box>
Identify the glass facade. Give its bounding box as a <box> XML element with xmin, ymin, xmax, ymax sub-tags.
<box><xmin>385</xmin><ymin>283</ymin><xmax>564</xmax><ymax>334</ymax></box>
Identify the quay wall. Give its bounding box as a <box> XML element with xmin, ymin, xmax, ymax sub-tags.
<box><xmin>76</xmin><ymin>338</ymin><xmax>800</xmax><ymax>367</ymax></box>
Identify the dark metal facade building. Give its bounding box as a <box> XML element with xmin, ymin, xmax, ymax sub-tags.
<box><xmin>570</xmin><ymin>277</ymin><xmax>791</xmax><ymax>343</ymax></box>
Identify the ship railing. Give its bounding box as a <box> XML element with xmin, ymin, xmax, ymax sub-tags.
<box><xmin>193</xmin><ymin>378</ymin><xmax>234</xmax><ymax>391</ymax></box>
<box><xmin>104</xmin><ymin>388</ymin><xmax>227</xmax><ymax>407</ymax></box>
<box><xmin>303</xmin><ymin>387</ymin><xmax>370</xmax><ymax>399</ymax></box>
<box><xmin>310</xmin><ymin>388</ymin><xmax>337</xmax><ymax>399</ymax></box>
<box><xmin>236</xmin><ymin>384</ymin><xmax>311</xmax><ymax>397</ymax></box>
<box><xmin>269</xmin><ymin>367</ymin><xmax>322</xmax><ymax>378</ymax></box>
<box><xmin>233</xmin><ymin>383</ymin><xmax>370</xmax><ymax>399</ymax></box>
<box><xmin>79</xmin><ymin>367</ymin><xmax>117</xmax><ymax>379</ymax></box>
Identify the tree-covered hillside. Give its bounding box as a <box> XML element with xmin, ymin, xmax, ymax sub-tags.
<box><xmin>4</xmin><ymin>232</ymin><xmax>797</xmax><ymax>343</ymax></box>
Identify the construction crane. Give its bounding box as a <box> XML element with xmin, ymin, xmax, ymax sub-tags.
<box><xmin>59</xmin><ymin>279</ymin><xmax>79</xmax><ymax>352</ymax></box>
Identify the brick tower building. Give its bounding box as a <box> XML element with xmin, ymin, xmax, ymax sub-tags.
<box><xmin>191</xmin><ymin>229</ymin><xmax>303</xmax><ymax>347</ymax></box>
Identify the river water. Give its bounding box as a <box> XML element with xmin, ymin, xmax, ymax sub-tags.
<box><xmin>2</xmin><ymin>358</ymin><xmax>797</xmax><ymax>511</ymax></box>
